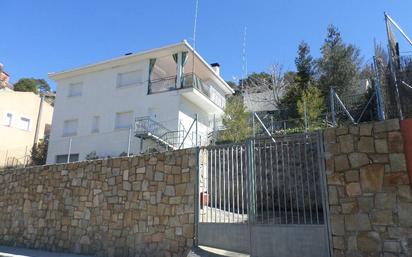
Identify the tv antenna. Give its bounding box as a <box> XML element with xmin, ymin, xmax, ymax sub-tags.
<box><xmin>193</xmin><ymin>0</ymin><xmax>200</xmax><ymax>50</ymax></box>
<box><xmin>241</xmin><ymin>26</ymin><xmax>248</xmax><ymax>88</ymax></box>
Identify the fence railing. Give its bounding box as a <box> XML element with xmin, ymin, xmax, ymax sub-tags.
<box><xmin>199</xmin><ymin>132</ymin><xmax>326</xmax><ymax>225</ymax></box>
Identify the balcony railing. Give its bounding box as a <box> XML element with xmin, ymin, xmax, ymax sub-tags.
<box><xmin>134</xmin><ymin>116</ymin><xmax>206</xmax><ymax>150</ymax></box>
<box><xmin>148</xmin><ymin>73</ymin><xmax>224</xmax><ymax>109</ymax></box>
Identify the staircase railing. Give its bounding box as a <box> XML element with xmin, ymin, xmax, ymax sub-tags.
<box><xmin>135</xmin><ymin>116</ymin><xmax>171</xmax><ymax>137</ymax></box>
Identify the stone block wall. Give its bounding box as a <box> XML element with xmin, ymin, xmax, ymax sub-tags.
<box><xmin>324</xmin><ymin>119</ymin><xmax>412</xmax><ymax>257</ymax></box>
<box><xmin>0</xmin><ymin>149</ymin><xmax>197</xmax><ymax>257</ymax></box>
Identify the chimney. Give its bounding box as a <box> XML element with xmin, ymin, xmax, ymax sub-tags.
<box><xmin>210</xmin><ymin>63</ymin><xmax>220</xmax><ymax>76</ymax></box>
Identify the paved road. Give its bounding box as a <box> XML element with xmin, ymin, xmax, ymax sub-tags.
<box><xmin>0</xmin><ymin>245</ymin><xmax>248</xmax><ymax>257</ymax></box>
<box><xmin>0</xmin><ymin>246</ymin><xmax>93</xmax><ymax>257</ymax></box>
<box><xmin>187</xmin><ymin>246</ymin><xmax>249</xmax><ymax>257</ymax></box>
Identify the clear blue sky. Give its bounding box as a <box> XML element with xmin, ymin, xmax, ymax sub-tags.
<box><xmin>2</xmin><ymin>0</ymin><xmax>412</xmax><ymax>90</ymax></box>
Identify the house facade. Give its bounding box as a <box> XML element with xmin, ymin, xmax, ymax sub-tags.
<box><xmin>0</xmin><ymin>63</ymin><xmax>13</xmax><ymax>90</ymax></box>
<box><xmin>46</xmin><ymin>41</ymin><xmax>234</xmax><ymax>164</ymax></box>
<box><xmin>0</xmin><ymin>90</ymin><xmax>54</xmax><ymax>167</ymax></box>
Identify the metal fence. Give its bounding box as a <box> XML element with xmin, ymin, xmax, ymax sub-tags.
<box><xmin>199</xmin><ymin>132</ymin><xmax>326</xmax><ymax>225</ymax></box>
<box><xmin>380</xmin><ymin>55</ymin><xmax>412</xmax><ymax>119</ymax></box>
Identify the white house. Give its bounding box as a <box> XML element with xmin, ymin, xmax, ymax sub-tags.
<box><xmin>46</xmin><ymin>41</ymin><xmax>234</xmax><ymax>164</ymax></box>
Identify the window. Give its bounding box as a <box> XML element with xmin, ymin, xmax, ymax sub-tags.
<box><xmin>91</xmin><ymin>116</ymin><xmax>100</xmax><ymax>133</ymax></box>
<box><xmin>63</xmin><ymin>119</ymin><xmax>78</xmax><ymax>136</ymax></box>
<box><xmin>117</xmin><ymin>70</ymin><xmax>142</xmax><ymax>87</ymax></box>
<box><xmin>3</xmin><ymin>113</ymin><xmax>12</xmax><ymax>126</ymax></box>
<box><xmin>115</xmin><ymin>111</ymin><xmax>133</xmax><ymax>129</ymax></box>
<box><xmin>56</xmin><ymin>154</ymin><xmax>79</xmax><ymax>164</ymax></box>
<box><xmin>68</xmin><ymin>82</ymin><xmax>83</xmax><ymax>97</ymax></box>
<box><xmin>19</xmin><ymin>117</ymin><xmax>31</xmax><ymax>131</ymax></box>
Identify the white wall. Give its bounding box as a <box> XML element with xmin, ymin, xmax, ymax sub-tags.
<box><xmin>47</xmin><ymin>60</ymin><xmax>181</xmax><ymax>163</ymax></box>
<box><xmin>178</xmin><ymin>97</ymin><xmax>211</xmax><ymax>148</ymax></box>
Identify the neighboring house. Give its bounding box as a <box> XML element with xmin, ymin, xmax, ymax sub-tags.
<box><xmin>243</xmin><ymin>91</ymin><xmax>278</xmax><ymax>112</ymax></box>
<box><xmin>0</xmin><ymin>63</ymin><xmax>13</xmax><ymax>90</ymax></box>
<box><xmin>46</xmin><ymin>40</ymin><xmax>234</xmax><ymax>164</ymax></box>
<box><xmin>0</xmin><ymin>90</ymin><xmax>54</xmax><ymax>167</ymax></box>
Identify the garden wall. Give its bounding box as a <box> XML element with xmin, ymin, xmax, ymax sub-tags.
<box><xmin>324</xmin><ymin>119</ymin><xmax>412</xmax><ymax>257</ymax></box>
<box><xmin>0</xmin><ymin>149</ymin><xmax>197</xmax><ymax>257</ymax></box>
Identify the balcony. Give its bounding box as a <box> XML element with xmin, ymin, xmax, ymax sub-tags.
<box><xmin>148</xmin><ymin>73</ymin><xmax>225</xmax><ymax>111</ymax></box>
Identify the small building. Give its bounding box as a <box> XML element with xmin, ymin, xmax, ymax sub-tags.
<box><xmin>46</xmin><ymin>41</ymin><xmax>234</xmax><ymax>164</ymax></box>
<box><xmin>0</xmin><ymin>90</ymin><xmax>54</xmax><ymax>168</ymax></box>
<box><xmin>0</xmin><ymin>63</ymin><xmax>13</xmax><ymax>90</ymax></box>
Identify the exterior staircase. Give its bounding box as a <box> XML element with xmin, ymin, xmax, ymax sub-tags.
<box><xmin>134</xmin><ymin>116</ymin><xmax>179</xmax><ymax>151</ymax></box>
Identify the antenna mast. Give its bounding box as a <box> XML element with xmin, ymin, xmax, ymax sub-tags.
<box><xmin>193</xmin><ymin>0</ymin><xmax>199</xmax><ymax>50</ymax></box>
<box><xmin>241</xmin><ymin>26</ymin><xmax>248</xmax><ymax>89</ymax></box>
<box><xmin>191</xmin><ymin>0</ymin><xmax>199</xmax><ymax>82</ymax></box>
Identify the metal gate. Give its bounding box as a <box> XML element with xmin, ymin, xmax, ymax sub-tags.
<box><xmin>196</xmin><ymin>132</ymin><xmax>331</xmax><ymax>257</ymax></box>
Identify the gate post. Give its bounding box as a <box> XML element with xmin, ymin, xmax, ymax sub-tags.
<box><xmin>194</xmin><ymin>147</ymin><xmax>200</xmax><ymax>247</ymax></box>
<box><xmin>246</xmin><ymin>139</ymin><xmax>256</xmax><ymax>224</ymax></box>
<box><xmin>316</xmin><ymin>131</ymin><xmax>333</xmax><ymax>257</ymax></box>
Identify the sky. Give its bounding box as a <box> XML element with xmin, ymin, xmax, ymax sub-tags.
<box><xmin>2</xmin><ymin>0</ymin><xmax>412</xmax><ymax>90</ymax></box>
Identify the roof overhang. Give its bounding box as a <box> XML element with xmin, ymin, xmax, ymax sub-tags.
<box><xmin>48</xmin><ymin>40</ymin><xmax>235</xmax><ymax>95</ymax></box>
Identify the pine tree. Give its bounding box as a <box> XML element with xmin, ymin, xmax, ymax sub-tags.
<box><xmin>220</xmin><ymin>96</ymin><xmax>252</xmax><ymax>143</ymax></box>
<box><xmin>317</xmin><ymin>25</ymin><xmax>362</xmax><ymax>97</ymax></box>
<box><xmin>297</xmin><ymin>86</ymin><xmax>325</xmax><ymax>130</ymax></box>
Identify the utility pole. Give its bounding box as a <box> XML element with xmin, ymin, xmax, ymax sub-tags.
<box><xmin>384</xmin><ymin>13</ymin><xmax>404</xmax><ymax>120</ymax></box>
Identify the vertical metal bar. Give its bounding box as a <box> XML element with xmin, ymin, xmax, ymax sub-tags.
<box><xmin>214</xmin><ymin>149</ymin><xmax>219</xmax><ymax>223</ymax></box>
<box><xmin>195</xmin><ymin>114</ymin><xmax>199</xmax><ymax>146</ymax></box>
<box><xmin>127</xmin><ymin>126</ymin><xmax>132</xmax><ymax>156</ymax></box>
<box><xmin>286</xmin><ymin>139</ymin><xmax>294</xmax><ymax>224</ymax></box>
<box><xmin>246</xmin><ymin>139</ymin><xmax>256</xmax><ymax>224</ymax></box>
<box><xmin>297</xmin><ymin>140</ymin><xmax>307</xmax><ymax>224</ymax></box>
<box><xmin>218</xmin><ymin>148</ymin><xmax>222</xmax><ymax>223</ymax></box>
<box><xmin>330</xmin><ymin>88</ymin><xmax>337</xmax><ymax>127</ymax></box>
<box><xmin>310</xmin><ymin>135</ymin><xmax>320</xmax><ymax>224</ymax></box>
<box><xmin>304</xmin><ymin>134</ymin><xmax>313</xmax><ymax>224</ymax></box>
<box><xmin>258</xmin><ymin>140</ymin><xmax>263</xmax><ymax>224</ymax></box>
<box><xmin>236</xmin><ymin>146</ymin><xmax>240</xmax><ymax>223</ymax></box>
<box><xmin>270</xmin><ymin>143</ymin><xmax>275</xmax><ymax>224</ymax></box>
<box><xmin>281</xmin><ymin>141</ymin><xmax>287</xmax><ymax>224</ymax></box>
<box><xmin>304</xmin><ymin>100</ymin><xmax>308</xmax><ymax>133</ymax></box>
<box><xmin>275</xmin><ymin>140</ymin><xmax>281</xmax><ymax>224</ymax></box>
<box><xmin>208</xmin><ymin>149</ymin><xmax>212</xmax><ymax>222</ymax></box>
<box><xmin>194</xmin><ymin>147</ymin><xmax>200</xmax><ymax>246</ymax></box>
<box><xmin>231</xmin><ymin>146</ymin><xmax>235</xmax><ymax>223</ymax></box>
<box><xmin>67</xmin><ymin>138</ymin><xmax>72</xmax><ymax>163</ymax></box>
<box><xmin>292</xmin><ymin>139</ymin><xmax>300</xmax><ymax>224</ymax></box>
<box><xmin>316</xmin><ymin>131</ymin><xmax>333</xmax><ymax>257</ymax></box>
<box><xmin>240</xmin><ymin>145</ymin><xmax>245</xmax><ymax>221</ymax></box>
<box><xmin>385</xmin><ymin>14</ymin><xmax>404</xmax><ymax>120</ymax></box>
<box><xmin>223</xmin><ymin>148</ymin><xmax>227</xmax><ymax>223</ymax></box>
<box><xmin>265</xmin><ymin>142</ymin><xmax>270</xmax><ymax>224</ymax></box>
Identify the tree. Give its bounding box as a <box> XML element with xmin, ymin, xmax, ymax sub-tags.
<box><xmin>30</xmin><ymin>135</ymin><xmax>49</xmax><ymax>165</ymax></box>
<box><xmin>317</xmin><ymin>25</ymin><xmax>363</xmax><ymax>97</ymax></box>
<box><xmin>14</xmin><ymin>78</ymin><xmax>50</xmax><ymax>94</ymax></box>
<box><xmin>279</xmin><ymin>42</ymin><xmax>315</xmax><ymax>118</ymax></box>
<box><xmin>220</xmin><ymin>95</ymin><xmax>252</xmax><ymax>143</ymax></box>
<box><xmin>297</xmin><ymin>86</ymin><xmax>325</xmax><ymax>130</ymax></box>
<box><xmin>295</xmin><ymin>41</ymin><xmax>315</xmax><ymax>91</ymax></box>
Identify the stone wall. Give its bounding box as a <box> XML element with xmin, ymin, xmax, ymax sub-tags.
<box><xmin>0</xmin><ymin>149</ymin><xmax>197</xmax><ymax>257</ymax></box>
<box><xmin>324</xmin><ymin>119</ymin><xmax>412</xmax><ymax>257</ymax></box>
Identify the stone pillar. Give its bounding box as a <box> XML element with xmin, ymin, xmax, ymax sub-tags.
<box><xmin>400</xmin><ymin>119</ymin><xmax>412</xmax><ymax>187</ymax></box>
<box><xmin>324</xmin><ymin>119</ymin><xmax>412</xmax><ymax>257</ymax></box>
